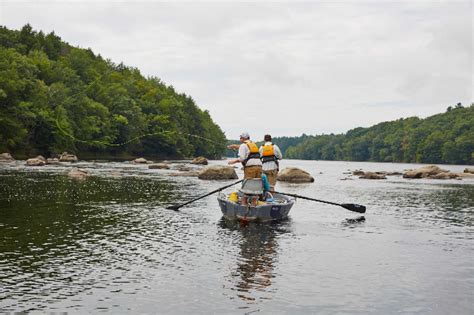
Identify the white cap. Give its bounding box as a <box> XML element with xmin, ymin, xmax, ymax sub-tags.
<box><xmin>240</xmin><ymin>132</ymin><xmax>250</xmax><ymax>139</ymax></box>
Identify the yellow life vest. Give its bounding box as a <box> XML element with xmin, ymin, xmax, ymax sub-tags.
<box><xmin>245</xmin><ymin>140</ymin><xmax>259</xmax><ymax>154</ymax></box>
<box><xmin>261</xmin><ymin>143</ymin><xmax>275</xmax><ymax>157</ymax></box>
<box><xmin>261</xmin><ymin>143</ymin><xmax>277</xmax><ymax>163</ymax></box>
<box><xmin>243</xmin><ymin>140</ymin><xmax>260</xmax><ymax>165</ymax></box>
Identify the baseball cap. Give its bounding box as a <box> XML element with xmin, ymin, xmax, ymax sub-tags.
<box><xmin>239</xmin><ymin>132</ymin><xmax>250</xmax><ymax>139</ymax></box>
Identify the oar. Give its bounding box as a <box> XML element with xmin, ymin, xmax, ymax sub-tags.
<box><xmin>274</xmin><ymin>191</ymin><xmax>366</xmax><ymax>213</ymax></box>
<box><xmin>166</xmin><ymin>179</ymin><xmax>243</xmax><ymax>211</ymax></box>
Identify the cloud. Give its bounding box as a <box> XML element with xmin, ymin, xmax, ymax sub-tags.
<box><xmin>1</xmin><ymin>0</ymin><xmax>471</xmax><ymax>139</ymax></box>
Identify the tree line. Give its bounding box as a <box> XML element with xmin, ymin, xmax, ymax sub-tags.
<box><xmin>2</xmin><ymin>25</ymin><xmax>471</xmax><ymax>165</ymax></box>
<box><xmin>0</xmin><ymin>24</ymin><xmax>226</xmax><ymax>159</ymax></box>
<box><xmin>274</xmin><ymin>103</ymin><xmax>473</xmax><ymax>165</ymax></box>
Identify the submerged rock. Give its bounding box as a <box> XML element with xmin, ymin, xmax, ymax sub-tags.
<box><xmin>0</xmin><ymin>153</ymin><xmax>14</xmax><ymax>161</ymax></box>
<box><xmin>277</xmin><ymin>167</ymin><xmax>314</xmax><ymax>183</ymax></box>
<box><xmin>174</xmin><ymin>165</ymin><xmax>192</xmax><ymax>171</ymax></box>
<box><xmin>171</xmin><ymin>171</ymin><xmax>200</xmax><ymax>177</ymax></box>
<box><xmin>429</xmin><ymin>172</ymin><xmax>459</xmax><ymax>180</ymax></box>
<box><xmin>198</xmin><ymin>165</ymin><xmax>238</xmax><ymax>180</ymax></box>
<box><xmin>359</xmin><ymin>172</ymin><xmax>387</xmax><ymax>180</ymax></box>
<box><xmin>191</xmin><ymin>156</ymin><xmax>208</xmax><ymax>165</ymax></box>
<box><xmin>46</xmin><ymin>158</ymin><xmax>61</xmax><ymax>165</ymax></box>
<box><xmin>148</xmin><ymin>163</ymin><xmax>170</xmax><ymax>169</ymax></box>
<box><xmin>68</xmin><ymin>168</ymin><xmax>89</xmax><ymax>179</ymax></box>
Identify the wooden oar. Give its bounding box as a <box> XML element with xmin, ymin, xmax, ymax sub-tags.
<box><xmin>274</xmin><ymin>191</ymin><xmax>366</xmax><ymax>213</ymax></box>
<box><xmin>166</xmin><ymin>179</ymin><xmax>243</xmax><ymax>211</ymax></box>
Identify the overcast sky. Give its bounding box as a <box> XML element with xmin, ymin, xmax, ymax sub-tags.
<box><xmin>1</xmin><ymin>0</ymin><xmax>472</xmax><ymax>139</ymax></box>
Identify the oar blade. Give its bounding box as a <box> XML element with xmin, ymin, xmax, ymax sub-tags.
<box><xmin>341</xmin><ymin>203</ymin><xmax>366</xmax><ymax>213</ymax></box>
<box><xmin>166</xmin><ymin>205</ymin><xmax>180</xmax><ymax>211</ymax></box>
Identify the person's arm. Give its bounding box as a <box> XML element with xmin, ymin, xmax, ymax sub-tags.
<box><xmin>275</xmin><ymin>145</ymin><xmax>283</xmax><ymax>160</ymax></box>
<box><xmin>228</xmin><ymin>144</ymin><xmax>247</xmax><ymax>165</ymax></box>
<box><xmin>227</xmin><ymin>144</ymin><xmax>240</xmax><ymax>150</ymax></box>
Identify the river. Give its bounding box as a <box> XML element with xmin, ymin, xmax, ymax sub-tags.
<box><xmin>0</xmin><ymin>159</ymin><xmax>473</xmax><ymax>314</ymax></box>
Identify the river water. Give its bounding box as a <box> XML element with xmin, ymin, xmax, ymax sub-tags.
<box><xmin>0</xmin><ymin>159</ymin><xmax>473</xmax><ymax>314</ymax></box>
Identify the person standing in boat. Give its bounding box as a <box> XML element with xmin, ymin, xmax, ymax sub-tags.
<box><xmin>259</xmin><ymin>134</ymin><xmax>282</xmax><ymax>192</ymax></box>
<box><xmin>227</xmin><ymin>132</ymin><xmax>262</xmax><ymax>179</ymax></box>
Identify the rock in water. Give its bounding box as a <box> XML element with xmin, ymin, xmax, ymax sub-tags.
<box><xmin>68</xmin><ymin>168</ymin><xmax>89</xmax><ymax>179</ymax></box>
<box><xmin>0</xmin><ymin>153</ymin><xmax>14</xmax><ymax>162</ymax></box>
<box><xmin>464</xmin><ymin>168</ymin><xmax>474</xmax><ymax>174</ymax></box>
<box><xmin>191</xmin><ymin>157</ymin><xmax>208</xmax><ymax>165</ymax></box>
<box><xmin>148</xmin><ymin>163</ymin><xmax>170</xmax><ymax>169</ymax></box>
<box><xmin>403</xmin><ymin>165</ymin><xmax>451</xmax><ymax>179</ymax></box>
<box><xmin>133</xmin><ymin>157</ymin><xmax>148</xmax><ymax>164</ymax></box>
<box><xmin>359</xmin><ymin>172</ymin><xmax>387</xmax><ymax>179</ymax></box>
<box><xmin>59</xmin><ymin>152</ymin><xmax>78</xmax><ymax>162</ymax></box>
<box><xmin>198</xmin><ymin>166</ymin><xmax>238</xmax><ymax>180</ymax></box>
<box><xmin>46</xmin><ymin>158</ymin><xmax>61</xmax><ymax>165</ymax></box>
<box><xmin>277</xmin><ymin>167</ymin><xmax>314</xmax><ymax>183</ymax></box>
<box><xmin>26</xmin><ymin>156</ymin><xmax>46</xmax><ymax>166</ymax></box>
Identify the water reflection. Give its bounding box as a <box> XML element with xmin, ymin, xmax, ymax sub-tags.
<box><xmin>219</xmin><ymin>219</ymin><xmax>291</xmax><ymax>303</ymax></box>
<box><xmin>0</xmin><ymin>171</ymin><xmax>180</xmax><ymax>312</ymax></box>
<box><xmin>370</xmin><ymin>183</ymin><xmax>474</xmax><ymax>228</ymax></box>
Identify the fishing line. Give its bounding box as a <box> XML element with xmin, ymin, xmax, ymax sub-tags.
<box><xmin>53</xmin><ymin>71</ymin><xmax>225</xmax><ymax>149</ymax></box>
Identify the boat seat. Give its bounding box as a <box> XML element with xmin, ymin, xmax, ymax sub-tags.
<box><xmin>239</xmin><ymin>179</ymin><xmax>264</xmax><ymax>195</ymax></box>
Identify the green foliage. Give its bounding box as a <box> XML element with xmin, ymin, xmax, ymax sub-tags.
<box><xmin>0</xmin><ymin>25</ymin><xmax>226</xmax><ymax>158</ymax></box>
<box><xmin>284</xmin><ymin>104</ymin><xmax>474</xmax><ymax>165</ymax></box>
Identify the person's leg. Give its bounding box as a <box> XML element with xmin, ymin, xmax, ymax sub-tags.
<box><xmin>246</xmin><ymin>166</ymin><xmax>262</xmax><ymax>179</ymax></box>
<box><xmin>265</xmin><ymin>170</ymin><xmax>278</xmax><ymax>191</ymax></box>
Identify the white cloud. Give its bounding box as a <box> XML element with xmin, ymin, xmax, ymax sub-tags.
<box><xmin>1</xmin><ymin>0</ymin><xmax>472</xmax><ymax>139</ymax></box>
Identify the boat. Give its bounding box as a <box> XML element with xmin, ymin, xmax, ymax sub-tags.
<box><xmin>217</xmin><ymin>192</ymin><xmax>295</xmax><ymax>222</ymax></box>
<box><xmin>217</xmin><ymin>179</ymin><xmax>295</xmax><ymax>222</ymax></box>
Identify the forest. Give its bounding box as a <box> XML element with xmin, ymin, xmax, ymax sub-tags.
<box><xmin>274</xmin><ymin>104</ymin><xmax>473</xmax><ymax>165</ymax></box>
<box><xmin>0</xmin><ymin>24</ymin><xmax>226</xmax><ymax>159</ymax></box>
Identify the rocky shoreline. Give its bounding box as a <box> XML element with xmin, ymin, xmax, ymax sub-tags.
<box><xmin>1</xmin><ymin>152</ymin><xmax>473</xmax><ymax>182</ymax></box>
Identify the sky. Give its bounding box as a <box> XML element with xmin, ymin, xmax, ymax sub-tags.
<box><xmin>0</xmin><ymin>0</ymin><xmax>472</xmax><ymax>140</ymax></box>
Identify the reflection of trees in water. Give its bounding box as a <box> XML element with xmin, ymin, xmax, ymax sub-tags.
<box><xmin>219</xmin><ymin>219</ymin><xmax>291</xmax><ymax>303</ymax></box>
<box><xmin>373</xmin><ymin>184</ymin><xmax>474</xmax><ymax>227</ymax></box>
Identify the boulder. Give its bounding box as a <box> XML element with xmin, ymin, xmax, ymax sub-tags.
<box><xmin>359</xmin><ymin>172</ymin><xmax>387</xmax><ymax>180</ymax></box>
<box><xmin>352</xmin><ymin>170</ymin><xmax>365</xmax><ymax>176</ymax></box>
<box><xmin>68</xmin><ymin>168</ymin><xmax>89</xmax><ymax>179</ymax></box>
<box><xmin>191</xmin><ymin>156</ymin><xmax>208</xmax><ymax>165</ymax></box>
<box><xmin>0</xmin><ymin>153</ymin><xmax>14</xmax><ymax>161</ymax></box>
<box><xmin>277</xmin><ymin>167</ymin><xmax>314</xmax><ymax>183</ymax></box>
<box><xmin>46</xmin><ymin>158</ymin><xmax>61</xmax><ymax>165</ymax></box>
<box><xmin>464</xmin><ymin>168</ymin><xmax>474</xmax><ymax>174</ymax></box>
<box><xmin>457</xmin><ymin>172</ymin><xmax>474</xmax><ymax>178</ymax></box>
<box><xmin>403</xmin><ymin>165</ymin><xmax>449</xmax><ymax>179</ymax></box>
<box><xmin>26</xmin><ymin>157</ymin><xmax>45</xmax><ymax>166</ymax></box>
<box><xmin>133</xmin><ymin>157</ymin><xmax>147</xmax><ymax>164</ymax></box>
<box><xmin>148</xmin><ymin>163</ymin><xmax>170</xmax><ymax>170</ymax></box>
<box><xmin>428</xmin><ymin>172</ymin><xmax>458</xmax><ymax>179</ymax></box>
<box><xmin>59</xmin><ymin>152</ymin><xmax>78</xmax><ymax>162</ymax></box>
<box><xmin>198</xmin><ymin>165</ymin><xmax>238</xmax><ymax>180</ymax></box>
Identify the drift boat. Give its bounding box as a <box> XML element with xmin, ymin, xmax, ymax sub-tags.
<box><xmin>217</xmin><ymin>192</ymin><xmax>295</xmax><ymax>222</ymax></box>
<box><xmin>217</xmin><ymin>179</ymin><xmax>295</xmax><ymax>222</ymax></box>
